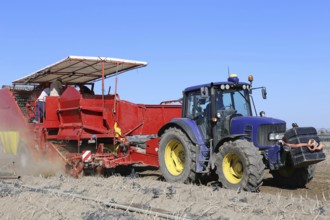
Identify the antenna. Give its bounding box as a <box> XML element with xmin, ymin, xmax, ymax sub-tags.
<box><xmin>227</xmin><ymin>66</ymin><xmax>230</xmax><ymax>77</ymax></box>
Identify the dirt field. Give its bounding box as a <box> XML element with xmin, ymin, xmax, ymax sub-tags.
<box><xmin>0</xmin><ymin>143</ymin><xmax>329</xmax><ymax>220</ymax></box>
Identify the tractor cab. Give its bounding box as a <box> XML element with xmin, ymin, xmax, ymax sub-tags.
<box><xmin>182</xmin><ymin>74</ymin><xmax>254</xmax><ymax>146</ymax></box>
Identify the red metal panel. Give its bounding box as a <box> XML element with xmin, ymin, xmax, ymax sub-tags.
<box><xmin>0</xmin><ymin>88</ymin><xmax>28</xmax><ymax>130</ymax></box>
<box><xmin>116</xmin><ymin>101</ymin><xmax>181</xmax><ymax>137</ymax></box>
<box><xmin>80</xmin><ymin>95</ymin><xmax>115</xmax><ymax>137</ymax></box>
<box><xmin>139</xmin><ymin>105</ymin><xmax>181</xmax><ymax>135</ymax></box>
<box><xmin>59</xmin><ymin>87</ymin><xmax>81</xmax><ymax>123</ymax></box>
<box><xmin>145</xmin><ymin>139</ymin><xmax>160</xmax><ymax>156</ymax></box>
<box><xmin>117</xmin><ymin>100</ymin><xmax>142</xmax><ymax>136</ymax></box>
<box><xmin>0</xmin><ymin>88</ymin><xmax>35</xmax><ymax>154</ymax></box>
<box><xmin>56</xmin><ymin>88</ymin><xmax>119</xmax><ymax>140</ymax></box>
<box><xmin>44</xmin><ymin>96</ymin><xmax>60</xmax><ymax>128</ymax></box>
<box><xmin>56</xmin><ymin>87</ymin><xmax>82</xmax><ymax>140</ymax></box>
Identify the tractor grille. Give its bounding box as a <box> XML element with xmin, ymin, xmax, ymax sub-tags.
<box><xmin>244</xmin><ymin>125</ymin><xmax>253</xmax><ymax>142</ymax></box>
<box><xmin>258</xmin><ymin>124</ymin><xmax>286</xmax><ymax>146</ymax></box>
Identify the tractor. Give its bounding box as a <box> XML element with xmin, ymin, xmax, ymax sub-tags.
<box><xmin>157</xmin><ymin>74</ymin><xmax>326</xmax><ymax>191</ymax></box>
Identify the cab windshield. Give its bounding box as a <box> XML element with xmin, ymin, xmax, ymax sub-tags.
<box><xmin>215</xmin><ymin>89</ymin><xmax>252</xmax><ymax>117</ymax></box>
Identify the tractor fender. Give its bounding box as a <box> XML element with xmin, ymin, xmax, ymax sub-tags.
<box><xmin>215</xmin><ymin>134</ymin><xmax>247</xmax><ymax>152</ymax></box>
<box><xmin>159</xmin><ymin>118</ymin><xmax>207</xmax><ymax>146</ymax></box>
<box><xmin>158</xmin><ymin>118</ymin><xmax>204</xmax><ymax>146</ymax></box>
<box><xmin>158</xmin><ymin>118</ymin><xmax>209</xmax><ymax>173</ymax></box>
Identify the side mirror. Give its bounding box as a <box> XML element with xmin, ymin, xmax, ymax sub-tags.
<box><xmin>259</xmin><ymin>111</ymin><xmax>266</xmax><ymax>117</ymax></box>
<box><xmin>262</xmin><ymin>87</ymin><xmax>267</xmax><ymax>99</ymax></box>
<box><xmin>200</xmin><ymin>87</ymin><xmax>209</xmax><ymax>98</ymax></box>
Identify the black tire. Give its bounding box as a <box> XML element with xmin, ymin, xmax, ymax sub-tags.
<box><xmin>215</xmin><ymin>140</ymin><xmax>265</xmax><ymax>192</ymax></box>
<box><xmin>271</xmin><ymin>165</ymin><xmax>316</xmax><ymax>188</ymax></box>
<box><xmin>158</xmin><ymin>127</ymin><xmax>198</xmax><ymax>183</ymax></box>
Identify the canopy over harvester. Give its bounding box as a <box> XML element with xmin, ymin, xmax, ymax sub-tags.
<box><xmin>13</xmin><ymin>55</ymin><xmax>147</xmax><ymax>85</ymax></box>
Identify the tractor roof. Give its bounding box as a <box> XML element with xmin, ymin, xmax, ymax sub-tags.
<box><xmin>13</xmin><ymin>56</ymin><xmax>147</xmax><ymax>85</ymax></box>
<box><xmin>183</xmin><ymin>74</ymin><xmax>252</xmax><ymax>93</ymax></box>
<box><xmin>184</xmin><ymin>81</ymin><xmax>250</xmax><ymax>93</ymax></box>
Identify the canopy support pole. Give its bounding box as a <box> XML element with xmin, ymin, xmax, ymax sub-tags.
<box><xmin>102</xmin><ymin>62</ymin><xmax>105</xmax><ymax>109</ymax></box>
<box><xmin>114</xmin><ymin>64</ymin><xmax>119</xmax><ymax>114</ymax></box>
<box><xmin>112</xmin><ymin>64</ymin><xmax>119</xmax><ymax>146</ymax></box>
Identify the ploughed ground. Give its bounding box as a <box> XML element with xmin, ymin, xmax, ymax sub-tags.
<box><xmin>0</xmin><ymin>143</ymin><xmax>329</xmax><ymax>220</ymax></box>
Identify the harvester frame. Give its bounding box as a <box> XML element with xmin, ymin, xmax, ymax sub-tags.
<box><xmin>1</xmin><ymin>56</ymin><xmax>181</xmax><ymax>177</ymax></box>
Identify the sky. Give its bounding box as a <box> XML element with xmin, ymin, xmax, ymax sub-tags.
<box><xmin>0</xmin><ymin>1</ymin><xmax>329</xmax><ymax>129</ymax></box>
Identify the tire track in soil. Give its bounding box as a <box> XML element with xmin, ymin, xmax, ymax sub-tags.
<box><xmin>135</xmin><ymin>143</ymin><xmax>330</xmax><ymax>200</ymax></box>
<box><xmin>1</xmin><ymin>144</ymin><xmax>328</xmax><ymax>220</ymax></box>
<box><xmin>261</xmin><ymin>143</ymin><xmax>330</xmax><ymax>200</ymax></box>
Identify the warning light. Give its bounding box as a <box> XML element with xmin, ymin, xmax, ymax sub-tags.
<box><xmin>228</xmin><ymin>74</ymin><xmax>239</xmax><ymax>83</ymax></box>
<box><xmin>248</xmin><ymin>75</ymin><xmax>254</xmax><ymax>84</ymax></box>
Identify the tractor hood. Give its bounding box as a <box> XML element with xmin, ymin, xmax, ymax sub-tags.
<box><xmin>231</xmin><ymin>116</ymin><xmax>286</xmax><ymax>148</ymax></box>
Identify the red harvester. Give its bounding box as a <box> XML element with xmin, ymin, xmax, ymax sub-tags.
<box><xmin>0</xmin><ymin>56</ymin><xmax>181</xmax><ymax>177</ymax></box>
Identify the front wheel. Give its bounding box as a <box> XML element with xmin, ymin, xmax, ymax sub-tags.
<box><xmin>215</xmin><ymin>140</ymin><xmax>265</xmax><ymax>192</ymax></box>
<box><xmin>158</xmin><ymin>127</ymin><xmax>198</xmax><ymax>183</ymax></box>
<box><xmin>270</xmin><ymin>165</ymin><xmax>316</xmax><ymax>188</ymax></box>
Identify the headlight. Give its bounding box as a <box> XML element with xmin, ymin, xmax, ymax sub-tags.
<box><xmin>269</xmin><ymin>132</ymin><xmax>284</xmax><ymax>141</ymax></box>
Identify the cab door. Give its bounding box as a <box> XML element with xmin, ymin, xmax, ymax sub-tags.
<box><xmin>185</xmin><ymin>90</ymin><xmax>211</xmax><ymax>143</ymax></box>
<box><xmin>212</xmin><ymin>89</ymin><xmax>252</xmax><ymax>146</ymax></box>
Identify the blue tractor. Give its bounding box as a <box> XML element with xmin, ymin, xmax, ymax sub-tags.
<box><xmin>158</xmin><ymin>74</ymin><xmax>326</xmax><ymax>192</ymax></box>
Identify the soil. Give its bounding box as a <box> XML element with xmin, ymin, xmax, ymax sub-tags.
<box><xmin>0</xmin><ymin>143</ymin><xmax>329</xmax><ymax>220</ymax></box>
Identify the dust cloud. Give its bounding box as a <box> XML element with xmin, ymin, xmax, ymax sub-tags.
<box><xmin>0</xmin><ymin>99</ymin><xmax>64</xmax><ymax>177</ymax></box>
<box><xmin>0</xmin><ymin>141</ymin><xmax>65</xmax><ymax>178</ymax></box>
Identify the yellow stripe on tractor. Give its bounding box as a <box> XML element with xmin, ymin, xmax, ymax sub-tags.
<box><xmin>0</xmin><ymin>131</ymin><xmax>20</xmax><ymax>155</ymax></box>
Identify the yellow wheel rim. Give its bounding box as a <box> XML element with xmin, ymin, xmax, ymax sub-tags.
<box><xmin>222</xmin><ymin>152</ymin><xmax>243</xmax><ymax>184</ymax></box>
<box><xmin>164</xmin><ymin>140</ymin><xmax>185</xmax><ymax>176</ymax></box>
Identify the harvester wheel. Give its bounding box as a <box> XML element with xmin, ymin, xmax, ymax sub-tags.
<box><xmin>158</xmin><ymin>127</ymin><xmax>198</xmax><ymax>183</ymax></box>
<box><xmin>215</xmin><ymin>140</ymin><xmax>265</xmax><ymax>192</ymax></box>
<box><xmin>270</xmin><ymin>165</ymin><xmax>316</xmax><ymax>188</ymax></box>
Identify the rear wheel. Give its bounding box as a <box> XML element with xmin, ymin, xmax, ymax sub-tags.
<box><xmin>215</xmin><ymin>140</ymin><xmax>265</xmax><ymax>192</ymax></box>
<box><xmin>158</xmin><ymin>127</ymin><xmax>198</xmax><ymax>183</ymax></box>
<box><xmin>271</xmin><ymin>165</ymin><xmax>316</xmax><ymax>188</ymax></box>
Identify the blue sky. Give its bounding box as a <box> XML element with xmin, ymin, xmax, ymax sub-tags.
<box><xmin>0</xmin><ymin>1</ymin><xmax>329</xmax><ymax>129</ymax></box>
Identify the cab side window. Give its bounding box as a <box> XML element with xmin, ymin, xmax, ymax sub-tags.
<box><xmin>186</xmin><ymin>91</ymin><xmax>210</xmax><ymax>119</ymax></box>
